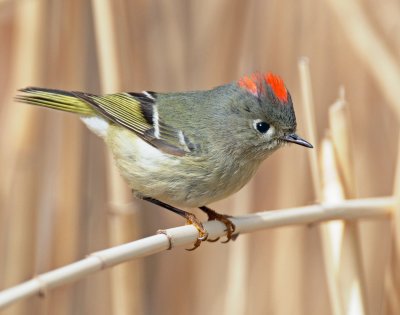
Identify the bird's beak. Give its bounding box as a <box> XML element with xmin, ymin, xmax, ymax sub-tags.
<box><xmin>282</xmin><ymin>133</ymin><xmax>313</xmax><ymax>148</ymax></box>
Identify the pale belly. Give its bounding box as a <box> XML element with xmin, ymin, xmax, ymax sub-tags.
<box><xmin>106</xmin><ymin>126</ymin><xmax>261</xmax><ymax>208</ymax></box>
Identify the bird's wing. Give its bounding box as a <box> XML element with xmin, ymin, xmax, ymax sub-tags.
<box><xmin>73</xmin><ymin>91</ymin><xmax>199</xmax><ymax>156</ymax></box>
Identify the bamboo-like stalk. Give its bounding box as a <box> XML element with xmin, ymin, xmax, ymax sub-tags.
<box><xmin>91</xmin><ymin>1</ymin><xmax>143</xmax><ymax>314</ymax></box>
<box><xmin>0</xmin><ymin>196</ymin><xmax>394</xmax><ymax>311</ymax></box>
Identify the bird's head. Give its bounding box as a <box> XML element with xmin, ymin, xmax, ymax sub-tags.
<box><xmin>225</xmin><ymin>72</ymin><xmax>313</xmax><ymax>158</ymax></box>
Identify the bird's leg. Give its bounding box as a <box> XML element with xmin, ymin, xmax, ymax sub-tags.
<box><xmin>141</xmin><ymin>196</ymin><xmax>208</xmax><ymax>250</ymax></box>
<box><xmin>199</xmin><ymin>206</ymin><xmax>237</xmax><ymax>243</ymax></box>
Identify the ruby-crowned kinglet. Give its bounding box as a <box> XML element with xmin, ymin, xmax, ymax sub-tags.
<box><xmin>17</xmin><ymin>72</ymin><xmax>312</xmax><ymax>250</ymax></box>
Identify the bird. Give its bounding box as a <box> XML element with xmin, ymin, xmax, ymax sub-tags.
<box><xmin>16</xmin><ymin>72</ymin><xmax>313</xmax><ymax>250</ymax></box>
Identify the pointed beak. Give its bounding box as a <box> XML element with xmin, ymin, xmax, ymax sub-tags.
<box><xmin>282</xmin><ymin>133</ymin><xmax>313</xmax><ymax>148</ymax></box>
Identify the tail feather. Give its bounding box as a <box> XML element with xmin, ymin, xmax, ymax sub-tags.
<box><xmin>16</xmin><ymin>87</ymin><xmax>95</xmax><ymax>116</ymax></box>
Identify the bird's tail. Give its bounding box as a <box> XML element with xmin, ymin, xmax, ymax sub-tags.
<box><xmin>16</xmin><ymin>87</ymin><xmax>95</xmax><ymax>116</ymax></box>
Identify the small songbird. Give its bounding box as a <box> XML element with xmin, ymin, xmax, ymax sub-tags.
<box><xmin>16</xmin><ymin>72</ymin><xmax>312</xmax><ymax>250</ymax></box>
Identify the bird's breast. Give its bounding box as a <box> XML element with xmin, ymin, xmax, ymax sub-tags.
<box><xmin>106</xmin><ymin>125</ymin><xmax>261</xmax><ymax>208</ymax></box>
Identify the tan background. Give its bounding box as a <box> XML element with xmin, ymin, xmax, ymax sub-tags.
<box><xmin>0</xmin><ymin>0</ymin><xmax>399</xmax><ymax>314</ymax></box>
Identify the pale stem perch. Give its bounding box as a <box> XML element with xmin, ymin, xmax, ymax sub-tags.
<box><xmin>0</xmin><ymin>197</ymin><xmax>394</xmax><ymax>311</ymax></box>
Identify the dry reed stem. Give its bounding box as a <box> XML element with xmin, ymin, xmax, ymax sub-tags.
<box><xmin>298</xmin><ymin>58</ymin><xmax>345</xmax><ymax>315</ymax></box>
<box><xmin>299</xmin><ymin>60</ymin><xmax>368</xmax><ymax>314</ymax></box>
<box><xmin>299</xmin><ymin>58</ymin><xmax>342</xmax><ymax>315</ymax></box>
<box><xmin>383</xmin><ymin>136</ymin><xmax>400</xmax><ymax>314</ymax></box>
<box><xmin>325</xmin><ymin>0</ymin><xmax>400</xmax><ymax>120</ymax></box>
<box><xmin>328</xmin><ymin>95</ymin><xmax>369</xmax><ymax>315</ymax></box>
<box><xmin>298</xmin><ymin>57</ymin><xmax>322</xmax><ymax>202</ymax></box>
<box><xmin>47</xmin><ymin>2</ymin><xmax>90</xmax><ymax>313</ymax></box>
<box><xmin>0</xmin><ymin>1</ymin><xmax>44</xmax><ymax>314</ymax></box>
<box><xmin>0</xmin><ymin>1</ymin><xmax>43</xmax><ymax>206</ymax></box>
<box><xmin>318</xmin><ymin>90</ymin><xmax>371</xmax><ymax>315</ymax></box>
<box><xmin>328</xmin><ymin>90</ymin><xmax>355</xmax><ymax>198</ymax></box>
<box><xmin>319</xmin><ymin>137</ymin><xmax>345</xmax><ymax>315</ymax></box>
<box><xmin>323</xmin><ymin>1</ymin><xmax>400</xmax><ymax>312</ymax></box>
<box><xmin>91</xmin><ymin>0</ymin><xmax>143</xmax><ymax>314</ymax></box>
<box><xmin>329</xmin><ymin>88</ymin><xmax>356</xmax><ymax>197</ymax></box>
<box><xmin>223</xmin><ymin>184</ymin><xmax>253</xmax><ymax>315</ymax></box>
<box><xmin>0</xmin><ymin>196</ymin><xmax>394</xmax><ymax>311</ymax></box>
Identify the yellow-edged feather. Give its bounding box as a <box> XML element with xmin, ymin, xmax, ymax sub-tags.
<box><xmin>16</xmin><ymin>87</ymin><xmax>95</xmax><ymax>116</ymax></box>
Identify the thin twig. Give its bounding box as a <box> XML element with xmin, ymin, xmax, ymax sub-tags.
<box><xmin>0</xmin><ymin>196</ymin><xmax>394</xmax><ymax>311</ymax></box>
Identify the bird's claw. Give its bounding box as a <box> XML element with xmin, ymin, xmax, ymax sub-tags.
<box><xmin>185</xmin><ymin>213</ymin><xmax>208</xmax><ymax>251</ymax></box>
<box><xmin>184</xmin><ymin>208</ymin><xmax>239</xmax><ymax>250</ymax></box>
<box><xmin>202</xmin><ymin>207</ymin><xmax>238</xmax><ymax>244</ymax></box>
<box><xmin>221</xmin><ymin>222</ymin><xmax>236</xmax><ymax>243</ymax></box>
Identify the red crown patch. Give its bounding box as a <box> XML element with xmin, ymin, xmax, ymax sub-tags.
<box><xmin>237</xmin><ymin>74</ymin><xmax>259</xmax><ymax>96</ymax></box>
<box><xmin>265</xmin><ymin>72</ymin><xmax>288</xmax><ymax>103</ymax></box>
<box><xmin>237</xmin><ymin>72</ymin><xmax>288</xmax><ymax>103</ymax></box>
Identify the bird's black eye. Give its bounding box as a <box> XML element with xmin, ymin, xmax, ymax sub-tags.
<box><xmin>255</xmin><ymin>121</ymin><xmax>270</xmax><ymax>133</ymax></box>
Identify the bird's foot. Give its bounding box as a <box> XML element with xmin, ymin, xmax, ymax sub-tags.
<box><xmin>140</xmin><ymin>196</ymin><xmax>208</xmax><ymax>251</ymax></box>
<box><xmin>184</xmin><ymin>212</ymin><xmax>208</xmax><ymax>251</ymax></box>
<box><xmin>199</xmin><ymin>206</ymin><xmax>238</xmax><ymax>243</ymax></box>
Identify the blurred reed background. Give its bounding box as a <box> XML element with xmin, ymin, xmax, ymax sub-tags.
<box><xmin>0</xmin><ymin>0</ymin><xmax>399</xmax><ymax>314</ymax></box>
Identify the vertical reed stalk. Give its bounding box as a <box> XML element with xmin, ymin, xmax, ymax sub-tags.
<box><xmin>319</xmin><ymin>137</ymin><xmax>345</xmax><ymax>315</ymax></box>
<box><xmin>383</xmin><ymin>136</ymin><xmax>400</xmax><ymax>314</ymax></box>
<box><xmin>298</xmin><ymin>58</ymin><xmax>322</xmax><ymax>202</ymax></box>
<box><xmin>328</xmin><ymin>89</ymin><xmax>369</xmax><ymax>315</ymax></box>
<box><xmin>0</xmin><ymin>1</ymin><xmax>45</xmax><ymax>314</ymax></box>
<box><xmin>223</xmin><ymin>184</ymin><xmax>252</xmax><ymax>315</ymax></box>
<box><xmin>91</xmin><ymin>0</ymin><xmax>143</xmax><ymax>314</ymax></box>
<box><xmin>299</xmin><ymin>58</ymin><xmax>346</xmax><ymax>315</ymax></box>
